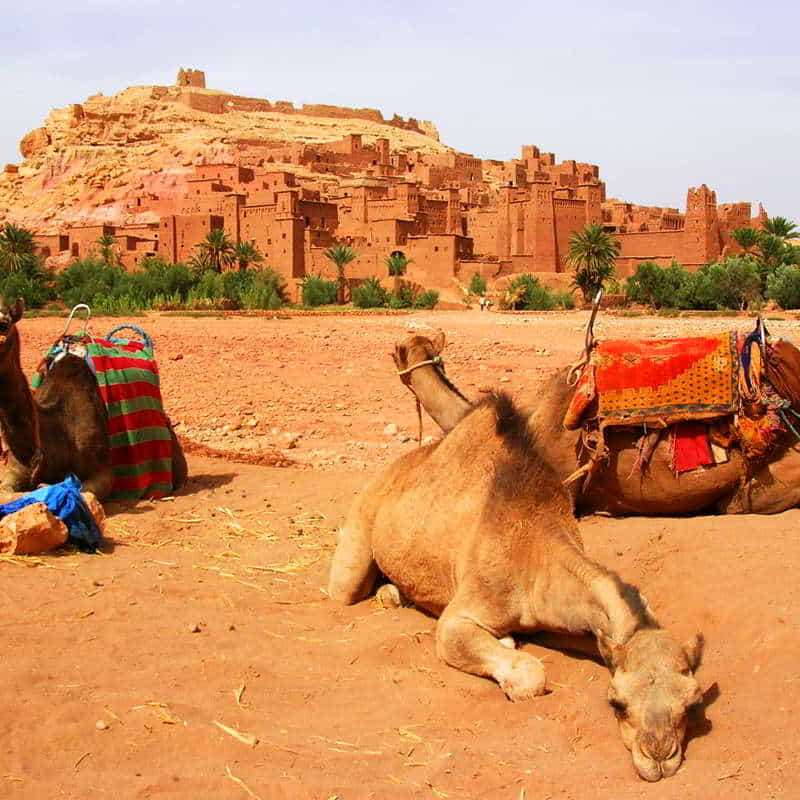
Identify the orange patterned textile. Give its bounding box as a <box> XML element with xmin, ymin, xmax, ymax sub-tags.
<box><xmin>568</xmin><ymin>332</ymin><xmax>739</xmax><ymax>429</ymax></box>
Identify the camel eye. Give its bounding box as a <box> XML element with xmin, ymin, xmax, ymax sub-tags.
<box><xmin>609</xmin><ymin>698</ymin><xmax>628</xmax><ymax>715</ymax></box>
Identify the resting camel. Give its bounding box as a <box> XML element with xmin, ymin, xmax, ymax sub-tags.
<box><xmin>329</xmin><ymin>393</ymin><xmax>704</xmax><ymax>781</ymax></box>
<box><xmin>0</xmin><ymin>296</ymin><xmax>187</xmax><ymax>501</ymax></box>
<box><xmin>393</xmin><ymin>330</ymin><xmax>800</xmax><ymax>515</ymax></box>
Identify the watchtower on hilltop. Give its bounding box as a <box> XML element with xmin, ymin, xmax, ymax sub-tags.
<box><xmin>176</xmin><ymin>68</ymin><xmax>206</xmax><ymax>88</ymax></box>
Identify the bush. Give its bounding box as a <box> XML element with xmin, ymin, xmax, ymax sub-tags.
<box><xmin>552</xmin><ymin>291</ymin><xmax>576</xmax><ymax>310</ymax></box>
<box><xmin>352</xmin><ymin>277</ymin><xmax>388</xmax><ymax>309</ymax></box>
<box><xmin>301</xmin><ymin>274</ymin><xmax>338</xmax><ymax>307</ymax></box>
<box><xmin>624</xmin><ymin>258</ymin><xmax>763</xmax><ymax>310</ymax></box>
<box><xmin>0</xmin><ymin>267</ymin><xmax>55</xmax><ymax>308</ymax></box>
<box><xmin>413</xmin><ymin>289</ymin><xmax>439</xmax><ymax>309</ymax></box>
<box><xmin>767</xmin><ymin>265</ymin><xmax>800</xmax><ymax>309</ymax></box>
<box><xmin>508</xmin><ymin>272</ymin><xmax>575</xmax><ymax>311</ymax></box>
<box><xmin>388</xmin><ymin>286</ymin><xmax>414</xmax><ymax>309</ymax></box>
<box><xmin>468</xmin><ymin>272</ymin><xmax>487</xmax><ymax>296</ymax></box>
<box><xmin>625</xmin><ymin>261</ymin><xmax>687</xmax><ymax>308</ymax></box>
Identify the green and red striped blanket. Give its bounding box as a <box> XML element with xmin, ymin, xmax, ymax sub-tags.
<box><xmin>32</xmin><ymin>335</ymin><xmax>175</xmax><ymax>500</ymax></box>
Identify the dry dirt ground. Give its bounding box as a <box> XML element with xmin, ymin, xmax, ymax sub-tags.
<box><xmin>2</xmin><ymin>309</ymin><xmax>799</xmax><ymax>800</ymax></box>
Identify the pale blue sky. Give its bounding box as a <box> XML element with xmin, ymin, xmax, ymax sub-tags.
<box><xmin>3</xmin><ymin>0</ymin><xmax>798</xmax><ymax>221</ymax></box>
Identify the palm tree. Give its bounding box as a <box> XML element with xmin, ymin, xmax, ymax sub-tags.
<box><xmin>234</xmin><ymin>241</ymin><xmax>264</xmax><ymax>272</ymax></box>
<box><xmin>197</xmin><ymin>228</ymin><xmax>236</xmax><ymax>272</ymax></box>
<box><xmin>763</xmin><ymin>216</ymin><xmax>798</xmax><ymax>240</ymax></box>
<box><xmin>385</xmin><ymin>251</ymin><xmax>413</xmax><ymax>277</ymax></box>
<box><xmin>96</xmin><ymin>233</ymin><xmax>118</xmax><ymax>266</ymax></box>
<box><xmin>566</xmin><ymin>223</ymin><xmax>620</xmax><ymax>303</ymax></box>
<box><xmin>731</xmin><ymin>227</ymin><xmax>760</xmax><ymax>255</ymax></box>
<box><xmin>324</xmin><ymin>244</ymin><xmax>359</xmax><ymax>303</ymax></box>
<box><xmin>0</xmin><ymin>222</ymin><xmax>37</xmax><ymax>272</ymax></box>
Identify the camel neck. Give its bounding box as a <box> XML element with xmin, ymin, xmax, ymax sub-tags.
<box><xmin>540</xmin><ymin>548</ymin><xmax>654</xmax><ymax>644</ymax></box>
<box><xmin>0</xmin><ymin>339</ymin><xmax>38</xmax><ymax>466</ymax></box>
<box><xmin>406</xmin><ymin>364</ymin><xmax>471</xmax><ymax>434</ymax></box>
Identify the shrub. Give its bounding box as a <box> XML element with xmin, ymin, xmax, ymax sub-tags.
<box><xmin>507</xmin><ymin>274</ymin><xmax>557</xmax><ymax>310</ymax></box>
<box><xmin>388</xmin><ymin>286</ymin><xmax>414</xmax><ymax>309</ymax></box>
<box><xmin>352</xmin><ymin>277</ymin><xmax>388</xmax><ymax>308</ymax></box>
<box><xmin>301</xmin><ymin>274</ymin><xmax>337</xmax><ymax>307</ymax></box>
<box><xmin>468</xmin><ymin>272</ymin><xmax>487</xmax><ymax>296</ymax></box>
<box><xmin>625</xmin><ymin>261</ymin><xmax>687</xmax><ymax>308</ymax></box>
<box><xmin>767</xmin><ymin>265</ymin><xmax>800</xmax><ymax>309</ymax></box>
<box><xmin>0</xmin><ymin>267</ymin><xmax>55</xmax><ymax>308</ymax></box>
<box><xmin>413</xmin><ymin>289</ymin><xmax>439</xmax><ymax>309</ymax></box>
<box><xmin>552</xmin><ymin>291</ymin><xmax>576</xmax><ymax>310</ymax></box>
<box><xmin>56</xmin><ymin>258</ymin><xmax>122</xmax><ymax>308</ymax></box>
<box><xmin>688</xmin><ymin>258</ymin><xmax>761</xmax><ymax>310</ymax></box>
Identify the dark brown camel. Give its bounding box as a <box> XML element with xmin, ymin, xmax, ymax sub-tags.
<box><xmin>0</xmin><ymin>296</ymin><xmax>186</xmax><ymax>502</ymax></box>
<box><xmin>393</xmin><ymin>331</ymin><xmax>800</xmax><ymax>515</ymax></box>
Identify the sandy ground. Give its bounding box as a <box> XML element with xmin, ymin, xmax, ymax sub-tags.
<box><xmin>2</xmin><ymin>309</ymin><xmax>799</xmax><ymax>800</ymax></box>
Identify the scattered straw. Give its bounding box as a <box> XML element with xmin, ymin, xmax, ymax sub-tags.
<box><xmin>233</xmin><ymin>683</ymin><xmax>249</xmax><ymax>709</ymax></box>
<box><xmin>717</xmin><ymin>763</ymin><xmax>744</xmax><ymax>781</ymax></box>
<box><xmin>74</xmin><ymin>752</ymin><xmax>91</xmax><ymax>770</ymax></box>
<box><xmin>225</xmin><ymin>765</ymin><xmax>262</xmax><ymax>800</ymax></box>
<box><xmin>213</xmin><ymin>720</ymin><xmax>258</xmax><ymax>747</ymax></box>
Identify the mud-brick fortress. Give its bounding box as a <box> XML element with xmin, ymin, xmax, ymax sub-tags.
<box><xmin>27</xmin><ymin>69</ymin><xmax>766</xmax><ymax>290</ymax></box>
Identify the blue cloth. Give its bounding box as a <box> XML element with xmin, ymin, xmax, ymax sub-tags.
<box><xmin>0</xmin><ymin>475</ymin><xmax>102</xmax><ymax>552</ymax></box>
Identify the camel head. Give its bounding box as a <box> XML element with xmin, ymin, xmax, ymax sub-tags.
<box><xmin>0</xmin><ymin>296</ymin><xmax>24</xmax><ymax>359</ymax></box>
<box><xmin>392</xmin><ymin>330</ymin><xmax>446</xmax><ymax>374</ymax></box>
<box><xmin>599</xmin><ymin>628</ymin><xmax>704</xmax><ymax>781</ymax></box>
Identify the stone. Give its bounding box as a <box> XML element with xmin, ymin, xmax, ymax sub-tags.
<box><xmin>0</xmin><ymin>503</ymin><xmax>69</xmax><ymax>555</ymax></box>
<box><xmin>383</xmin><ymin>423</ymin><xmax>398</xmax><ymax>436</ymax></box>
<box><xmin>82</xmin><ymin>491</ymin><xmax>106</xmax><ymax>535</ymax></box>
<box><xmin>19</xmin><ymin>127</ymin><xmax>51</xmax><ymax>159</ymax></box>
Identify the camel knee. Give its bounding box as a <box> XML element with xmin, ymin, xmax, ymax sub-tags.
<box><xmin>375</xmin><ymin>583</ymin><xmax>407</xmax><ymax>609</ymax></box>
<box><xmin>327</xmin><ymin>527</ymin><xmax>378</xmax><ymax>605</ymax></box>
<box><xmin>82</xmin><ymin>467</ymin><xmax>114</xmax><ymax>504</ymax></box>
<box><xmin>494</xmin><ymin>651</ymin><xmax>547</xmax><ymax>701</ymax></box>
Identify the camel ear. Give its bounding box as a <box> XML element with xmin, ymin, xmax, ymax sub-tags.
<box><xmin>597</xmin><ymin>631</ymin><xmax>625</xmax><ymax>672</ymax></box>
<box><xmin>12</xmin><ymin>297</ymin><xmax>24</xmax><ymax>322</ymax></box>
<box><xmin>682</xmin><ymin>632</ymin><xmax>704</xmax><ymax>672</ymax></box>
<box><xmin>393</xmin><ymin>343</ymin><xmax>407</xmax><ymax>369</ymax></box>
<box><xmin>430</xmin><ymin>329</ymin><xmax>445</xmax><ymax>355</ymax></box>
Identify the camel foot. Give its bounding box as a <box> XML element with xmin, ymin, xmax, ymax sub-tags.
<box><xmin>375</xmin><ymin>583</ymin><xmax>407</xmax><ymax>609</ymax></box>
<box><xmin>494</xmin><ymin>652</ymin><xmax>547</xmax><ymax>701</ymax></box>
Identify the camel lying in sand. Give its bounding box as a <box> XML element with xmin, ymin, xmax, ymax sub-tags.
<box><xmin>329</xmin><ymin>393</ymin><xmax>704</xmax><ymax>781</ymax></box>
<box><xmin>393</xmin><ymin>330</ymin><xmax>800</xmax><ymax>515</ymax></box>
<box><xmin>0</xmin><ymin>296</ymin><xmax>186</xmax><ymax>501</ymax></box>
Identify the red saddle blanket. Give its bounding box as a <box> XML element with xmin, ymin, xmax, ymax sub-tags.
<box><xmin>564</xmin><ymin>332</ymin><xmax>739</xmax><ymax>429</ymax></box>
<box><xmin>33</xmin><ymin>336</ymin><xmax>175</xmax><ymax>501</ymax></box>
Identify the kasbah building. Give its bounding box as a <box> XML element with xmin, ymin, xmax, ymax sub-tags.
<box><xmin>32</xmin><ymin>69</ymin><xmax>767</xmax><ymax>297</ymax></box>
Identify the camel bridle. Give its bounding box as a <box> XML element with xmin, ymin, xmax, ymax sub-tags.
<box><xmin>393</xmin><ymin>353</ymin><xmax>446</xmax><ymax>446</ymax></box>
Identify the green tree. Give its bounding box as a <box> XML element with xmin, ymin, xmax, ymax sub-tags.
<box><xmin>731</xmin><ymin>227</ymin><xmax>760</xmax><ymax>255</ymax></box>
<box><xmin>0</xmin><ymin>223</ymin><xmax>37</xmax><ymax>273</ymax></box>
<box><xmin>96</xmin><ymin>233</ymin><xmax>118</xmax><ymax>266</ymax></box>
<box><xmin>566</xmin><ymin>223</ymin><xmax>620</xmax><ymax>302</ymax></box>
<box><xmin>763</xmin><ymin>216</ymin><xmax>798</xmax><ymax>240</ymax></box>
<box><xmin>197</xmin><ymin>228</ymin><xmax>236</xmax><ymax>272</ymax></box>
<box><xmin>234</xmin><ymin>241</ymin><xmax>264</xmax><ymax>271</ymax></box>
<box><xmin>385</xmin><ymin>251</ymin><xmax>412</xmax><ymax>277</ymax></box>
<box><xmin>324</xmin><ymin>244</ymin><xmax>359</xmax><ymax>303</ymax></box>
<box><xmin>468</xmin><ymin>272</ymin><xmax>487</xmax><ymax>296</ymax></box>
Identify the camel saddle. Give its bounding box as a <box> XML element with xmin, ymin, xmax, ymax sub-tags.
<box><xmin>32</xmin><ymin>326</ymin><xmax>176</xmax><ymax>501</ymax></box>
<box><xmin>564</xmin><ymin>332</ymin><xmax>740</xmax><ymax>431</ymax></box>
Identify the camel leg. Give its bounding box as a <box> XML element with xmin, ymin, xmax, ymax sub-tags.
<box><xmin>436</xmin><ymin>602</ymin><xmax>546</xmax><ymax>701</ymax></box>
<box><xmin>166</xmin><ymin>418</ymin><xmax>188</xmax><ymax>491</ymax></box>
<box><xmin>328</xmin><ymin>522</ymin><xmax>379</xmax><ymax>605</ymax></box>
<box><xmin>81</xmin><ymin>465</ymin><xmax>115</xmax><ymax>504</ymax></box>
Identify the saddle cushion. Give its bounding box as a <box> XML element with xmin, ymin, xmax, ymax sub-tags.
<box><xmin>565</xmin><ymin>332</ymin><xmax>739</xmax><ymax>429</ymax></box>
<box><xmin>33</xmin><ymin>336</ymin><xmax>175</xmax><ymax>501</ymax></box>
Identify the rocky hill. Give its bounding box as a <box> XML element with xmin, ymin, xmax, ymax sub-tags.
<box><xmin>0</xmin><ymin>77</ymin><xmax>447</xmax><ymax>234</ymax></box>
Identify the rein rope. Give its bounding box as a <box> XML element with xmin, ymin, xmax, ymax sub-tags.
<box><xmin>394</xmin><ymin>355</ymin><xmax>445</xmax><ymax>446</ymax></box>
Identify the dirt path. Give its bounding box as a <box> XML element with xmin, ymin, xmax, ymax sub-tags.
<box><xmin>2</xmin><ymin>310</ymin><xmax>798</xmax><ymax>799</ymax></box>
